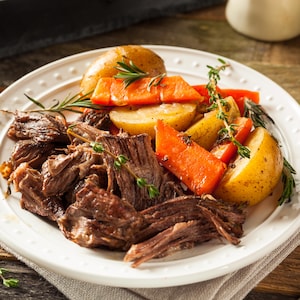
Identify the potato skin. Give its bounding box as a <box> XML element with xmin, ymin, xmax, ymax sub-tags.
<box><xmin>185</xmin><ymin>96</ymin><xmax>240</xmax><ymax>150</ymax></box>
<box><xmin>80</xmin><ymin>45</ymin><xmax>166</xmax><ymax>95</ymax></box>
<box><xmin>214</xmin><ymin>127</ymin><xmax>283</xmax><ymax>206</ymax></box>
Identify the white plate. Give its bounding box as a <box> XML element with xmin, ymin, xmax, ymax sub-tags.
<box><xmin>0</xmin><ymin>46</ymin><xmax>299</xmax><ymax>288</ymax></box>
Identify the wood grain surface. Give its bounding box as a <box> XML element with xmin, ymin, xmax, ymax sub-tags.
<box><xmin>0</xmin><ymin>3</ymin><xmax>299</xmax><ymax>299</ymax></box>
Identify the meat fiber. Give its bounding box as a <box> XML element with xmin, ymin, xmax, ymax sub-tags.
<box><xmin>7</xmin><ymin>112</ymin><xmax>68</xmax><ymax>144</ymax></box>
<box><xmin>57</xmin><ymin>175</ymin><xmax>147</xmax><ymax>250</ymax></box>
<box><xmin>12</xmin><ymin>162</ymin><xmax>65</xmax><ymax>221</ymax></box>
<box><xmin>96</xmin><ymin>132</ymin><xmax>184</xmax><ymax>211</ymax></box>
<box><xmin>124</xmin><ymin>195</ymin><xmax>247</xmax><ymax>267</ymax></box>
<box><xmin>41</xmin><ymin>144</ymin><xmax>102</xmax><ymax>197</ymax></box>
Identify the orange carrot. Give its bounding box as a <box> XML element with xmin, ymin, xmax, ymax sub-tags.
<box><xmin>155</xmin><ymin>120</ymin><xmax>227</xmax><ymax>195</ymax></box>
<box><xmin>192</xmin><ymin>85</ymin><xmax>260</xmax><ymax>115</ymax></box>
<box><xmin>91</xmin><ymin>76</ymin><xmax>202</xmax><ymax>106</ymax></box>
<box><xmin>211</xmin><ymin>117</ymin><xmax>253</xmax><ymax>164</ymax></box>
<box><xmin>221</xmin><ymin>89</ymin><xmax>260</xmax><ymax>116</ymax></box>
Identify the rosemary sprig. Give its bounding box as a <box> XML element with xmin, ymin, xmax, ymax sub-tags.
<box><xmin>114</xmin><ymin>58</ymin><xmax>166</xmax><ymax>89</ymax></box>
<box><xmin>114</xmin><ymin>59</ymin><xmax>149</xmax><ymax>88</ymax></box>
<box><xmin>244</xmin><ymin>98</ymin><xmax>274</xmax><ymax>128</ymax></box>
<box><xmin>0</xmin><ymin>268</ymin><xmax>19</xmax><ymax>288</ymax></box>
<box><xmin>24</xmin><ymin>92</ymin><xmax>104</xmax><ymax>120</ymax></box>
<box><xmin>243</xmin><ymin>98</ymin><xmax>296</xmax><ymax>205</ymax></box>
<box><xmin>67</xmin><ymin>127</ymin><xmax>159</xmax><ymax>199</ymax></box>
<box><xmin>206</xmin><ymin>59</ymin><xmax>250</xmax><ymax>159</ymax></box>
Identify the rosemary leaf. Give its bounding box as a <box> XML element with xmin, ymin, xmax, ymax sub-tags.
<box><xmin>25</xmin><ymin>94</ymin><xmax>46</xmax><ymax>109</ymax></box>
<box><xmin>114</xmin><ymin>59</ymin><xmax>149</xmax><ymax>88</ymax></box>
<box><xmin>24</xmin><ymin>92</ymin><xmax>104</xmax><ymax>119</ymax></box>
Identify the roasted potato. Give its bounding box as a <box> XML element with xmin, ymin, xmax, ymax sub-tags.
<box><xmin>185</xmin><ymin>96</ymin><xmax>240</xmax><ymax>150</ymax></box>
<box><xmin>214</xmin><ymin>127</ymin><xmax>283</xmax><ymax>206</ymax></box>
<box><xmin>109</xmin><ymin>103</ymin><xmax>197</xmax><ymax>138</ymax></box>
<box><xmin>80</xmin><ymin>45</ymin><xmax>166</xmax><ymax>95</ymax></box>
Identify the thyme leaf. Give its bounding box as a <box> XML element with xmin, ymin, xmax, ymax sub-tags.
<box><xmin>67</xmin><ymin>128</ymin><xmax>159</xmax><ymax>199</ymax></box>
<box><xmin>0</xmin><ymin>268</ymin><xmax>19</xmax><ymax>288</ymax></box>
<box><xmin>206</xmin><ymin>60</ymin><xmax>250</xmax><ymax>159</ymax></box>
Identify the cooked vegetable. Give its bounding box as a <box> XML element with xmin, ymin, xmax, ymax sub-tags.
<box><xmin>91</xmin><ymin>76</ymin><xmax>202</xmax><ymax>106</ymax></box>
<box><xmin>185</xmin><ymin>96</ymin><xmax>240</xmax><ymax>150</ymax></box>
<box><xmin>211</xmin><ymin>117</ymin><xmax>253</xmax><ymax>164</ymax></box>
<box><xmin>80</xmin><ymin>45</ymin><xmax>166</xmax><ymax>95</ymax></box>
<box><xmin>155</xmin><ymin>120</ymin><xmax>227</xmax><ymax>195</ymax></box>
<box><xmin>193</xmin><ymin>85</ymin><xmax>260</xmax><ymax>115</ymax></box>
<box><xmin>214</xmin><ymin>127</ymin><xmax>283</xmax><ymax>206</ymax></box>
<box><xmin>109</xmin><ymin>102</ymin><xmax>197</xmax><ymax>138</ymax></box>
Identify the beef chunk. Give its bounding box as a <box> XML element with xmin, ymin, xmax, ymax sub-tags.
<box><xmin>7</xmin><ymin>112</ymin><xmax>68</xmax><ymax>144</ymax></box>
<box><xmin>41</xmin><ymin>144</ymin><xmax>103</xmax><ymax>197</ymax></box>
<box><xmin>12</xmin><ymin>162</ymin><xmax>65</xmax><ymax>221</ymax></box>
<box><xmin>97</xmin><ymin>132</ymin><xmax>184</xmax><ymax>211</ymax></box>
<box><xmin>124</xmin><ymin>195</ymin><xmax>247</xmax><ymax>267</ymax></box>
<box><xmin>10</xmin><ymin>140</ymin><xmax>58</xmax><ymax>170</ymax></box>
<box><xmin>57</xmin><ymin>175</ymin><xmax>147</xmax><ymax>250</ymax></box>
<box><xmin>76</xmin><ymin>109</ymin><xmax>111</xmax><ymax>130</ymax></box>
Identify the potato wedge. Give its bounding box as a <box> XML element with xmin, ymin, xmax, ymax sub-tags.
<box><xmin>214</xmin><ymin>127</ymin><xmax>283</xmax><ymax>206</ymax></box>
<box><xmin>185</xmin><ymin>96</ymin><xmax>240</xmax><ymax>150</ymax></box>
<box><xmin>109</xmin><ymin>103</ymin><xmax>197</xmax><ymax>138</ymax></box>
<box><xmin>80</xmin><ymin>45</ymin><xmax>166</xmax><ymax>95</ymax></box>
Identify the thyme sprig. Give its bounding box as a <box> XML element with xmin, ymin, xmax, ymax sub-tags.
<box><xmin>114</xmin><ymin>58</ymin><xmax>166</xmax><ymax>89</ymax></box>
<box><xmin>243</xmin><ymin>98</ymin><xmax>296</xmax><ymax>205</ymax></box>
<box><xmin>206</xmin><ymin>59</ymin><xmax>251</xmax><ymax>159</ymax></box>
<box><xmin>24</xmin><ymin>92</ymin><xmax>103</xmax><ymax>120</ymax></box>
<box><xmin>67</xmin><ymin>127</ymin><xmax>159</xmax><ymax>199</ymax></box>
<box><xmin>0</xmin><ymin>268</ymin><xmax>19</xmax><ymax>288</ymax></box>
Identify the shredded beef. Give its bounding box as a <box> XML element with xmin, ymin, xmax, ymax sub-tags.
<box><xmin>7</xmin><ymin>112</ymin><xmax>68</xmax><ymax>144</ymax></box>
<box><xmin>57</xmin><ymin>175</ymin><xmax>147</xmax><ymax>250</ymax></box>
<box><xmin>12</xmin><ymin>163</ymin><xmax>65</xmax><ymax>221</ymax></box>
<box><xmin>41</xmin><ymin>144</ymin><xmax>102</xmax><ymax>197</ymax></box>
<box><xmin>10</xmin><ymin>140</ymin><xmax>59</xmax><ymax>170</ymax></box>
<box><xmin>76</xmin><ymin>109</ymin><xmax>111</xmax><ymax>130</ymax></box>
<box><xmin>96</xmin><ymin>132</ymin><xmax>184</xmax><ymax>211</ymax></box>
<box><xmin>124</xmin><ymin>195</ymin><xmax>247</xmax><ymax>267</ymax></box>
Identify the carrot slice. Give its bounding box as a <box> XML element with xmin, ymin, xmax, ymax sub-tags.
<box><xmin>159</xmin><ymin>76</ymin><xmax>203</xmax><ymax>103</ymax></box>
<box><xmin>192</xmin><ymin>85</ymin><xmax>260</xmax><ymax>115</ymax></box>
<box><xmin>91</xmin><ymin>76</ymin><xmax>202</xmax><ymax>106</ymax></box>
<box><xmin>211</xmin><ymin>117</ymin><xmax>253</xmax><ymax>164</ymax></box>
<box><xmin>221</xmin><ymin>89</ymin><xmax>260</xmax><ymax>116</ymax></box>
<box><xmin>155</xmin><ymin>120</ymin><xmax>226</xmax><ymax>195</ymax></box>
<box><xmin>92</xmin><ymin>77</ymin><xmax>114</xmax><ymax>105</ymax></box>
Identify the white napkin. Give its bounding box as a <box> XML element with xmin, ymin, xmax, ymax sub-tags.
<box><xmin>1</xmin><ymin>228</ymin><xmax>299</xmax><ymax>300</ymax></box>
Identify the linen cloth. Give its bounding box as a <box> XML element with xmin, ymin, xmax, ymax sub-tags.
<box><xmin>1</xmin><ymin>228</ymin><xmax>299</xmax><ymax>300</ymax></box>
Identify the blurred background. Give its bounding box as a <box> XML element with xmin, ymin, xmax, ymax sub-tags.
<box><xmin>0</xmin><ymin>0</ymin><xmax>225</xmax><ymax>59</ymax></box>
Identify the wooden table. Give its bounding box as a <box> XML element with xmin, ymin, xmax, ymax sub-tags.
<box><xmin>0</xmin><ymin>3</ymin><xmax>299</xmax><ymax>299</ymax></box>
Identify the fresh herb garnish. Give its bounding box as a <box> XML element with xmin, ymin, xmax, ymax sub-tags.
<box><xmin>114</xmin><ymin>57</ymin><xmax>166</xmax><ymax>89</ymax></box>
<box><xmin>206</xmin><ymin>59</ymin><xmax>251</xmax><ymax>159</ymax></box>
<box><xmin>243</xmin><ymin>98</ymin><xmax>296</xmax><ymax>205</ymax></box>
<box><xmin>24</xmin><ymin>92</ymin><xmax>104</xmax><ymax>120</ymax></box>
<box><xmin>244</xmin><ymin>98</ymin><xmax>274</xmax><ymax>128</ymax></box>
<box><xmin>67</xmin><ymin>127</ymin><xmax>159</xmax><ymax>199</ymax></box>
<box><xmin>0</xmin><ymin>268</ymin><xmax>19</xmax><ymax>288</ymax></box>
<box><xmin>114</xmin><ymin>59</ymin><xmax>149</xmax><ymax>88</ymax></box>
